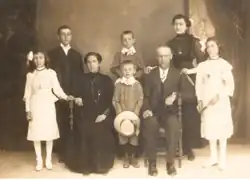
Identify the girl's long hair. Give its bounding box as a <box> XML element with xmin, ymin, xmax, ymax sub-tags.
<box><xmin>204</xmin><ymin>36</ymin><xmax>223</xmax><ymax>59</ymax></box>
<box><xmin>26</xmin><ymin>50</ymin><xmax>50</xmax><ymax>72</ymax></box>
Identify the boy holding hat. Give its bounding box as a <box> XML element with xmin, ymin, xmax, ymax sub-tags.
<box><xmin>113</xmin><ymin>60</ymin><xmax>144</xmax><ymax>168</ymax></box>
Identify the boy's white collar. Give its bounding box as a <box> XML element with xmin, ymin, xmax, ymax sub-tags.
<box><xmin>115</xmin><ymin>76</ymin><xmax>137</xmax><ymax>86</ymax></box>
<box><xmin>121</xmin><ymin>46</ymin><xmax>136</xmax><ymax>55</ymax></box>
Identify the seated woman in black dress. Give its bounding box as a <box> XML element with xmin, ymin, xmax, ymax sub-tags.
<box><xmin>73</xmin><ymin>52</ymin><xmax>115</xmax><ymax>175</ymax></box>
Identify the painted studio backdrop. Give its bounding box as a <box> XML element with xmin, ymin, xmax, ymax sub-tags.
<box><xmin>0</xmin><ymin>0</ymin><xmax>250</xmax><ymax>151</ymax></box>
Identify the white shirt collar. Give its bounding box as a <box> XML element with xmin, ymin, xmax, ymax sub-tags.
<box><xmin>121</xmin><ymin>46</ymin><xmax>136</xmax><ymax>56</ymax></box>
<box><xmin>159</xmin><ymin>67</ymin><xmax>169</xmax><ymax>75</ymax></box>
<box><xmin>60</xmin><ymin>43</ymin><xmax>71</xmax><ymax>55</ymax></box>
<box><xmin>115</xmin><ymin>76</ymin><xmax>137</xmax><ymax>86</ymax></box>
<box><xmin>159</xmin><ymin>67</ymin><xmax>169</xmax><ymax>82</ymax></box>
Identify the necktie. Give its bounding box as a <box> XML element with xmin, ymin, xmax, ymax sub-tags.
<box><xmin>161</xmin><ymin>70</ymin><xmax>167</xmax><ymax>82</ymax></box>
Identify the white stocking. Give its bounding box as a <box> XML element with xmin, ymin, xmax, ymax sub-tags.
<box><xmin>203</xmin><ymin>139</ymin><xmax>218</xmax><ymax>167</ymax></box>
<box><xmin>219</xmin><ymin>138</ymin><xmax>227</xmax><ymax>169</ymax></box>
<box><xmin>33</xmin><ymin>141</ymin><xmax>42</xmax><ymax>161</ymax></box>
<box><xmin>46</xmin><ymin>140</ymin><xmax>53</xmax><ymax>162</ymax></box>
<box><xmin>33</xmin><ymin>141</ymin><xmax>43</xmax><ymax>171</ymax></box>
<box><xmin>209</xmin><ymin>139</ymin><xmax>218</xmax><ymax>163</ymax></box>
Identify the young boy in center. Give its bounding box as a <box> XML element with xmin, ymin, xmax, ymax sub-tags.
<box><xmin>113</xmin><ymin>60</ymin><xmax>144</xmax><ymax>168</ymax></box>
<box><xmin>111</xmin><ymin>30</ymin><xmax>145</xmax><ymax>80</ymax></box>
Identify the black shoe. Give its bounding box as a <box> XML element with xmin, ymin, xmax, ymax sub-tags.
<box><xmin>130</xmin><ymin>154</ymin><xmax>140</xmax><ymax>168</ymax></box>
<box><xmin>187</xmin><ymin>151</ymin><xmax>195</xmax><ymax>161</ymax></box>
<box><xmin>148</xmin><ymin>161</ymin><xmax>158</xmax><ymax>176</ymax></box>
<box><xmin>58</xmin><ymin>157</ymin><xmax>64</xmax><ymax>163</ymax></box>
<box><xmin>123</xmin><ymin>154</ymin><xmax>130</xmax><ymax>168</ymax></box>
<box><xmin>166</xmin><ymin>163</ymin><xmax>177</xmax><ymax>176</ymax></box>
<box><xmin>82</xmin><ymin>170</ymin><xmax>91</xmax><ymax>176</ymax></box>
<box><xmin>94</xmin><ymin>168</ymin><xmax>109</xmax><ymax>175</ymax></box>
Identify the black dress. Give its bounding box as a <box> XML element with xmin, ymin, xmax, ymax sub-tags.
<box><xmin>71</xmin><ymin>72</ymin><xmax>116</xmax><ymax>174</ymax></box>
<box><xmin>168</xmin><ymin>33</ymin><xmax>205</xmax><ymax>152</ymax></box>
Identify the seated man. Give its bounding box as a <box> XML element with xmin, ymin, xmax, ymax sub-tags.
<box><xmin>142</xmin><ymin>45</ymin><xmax>181</xmax><ymax>176</ymax></box>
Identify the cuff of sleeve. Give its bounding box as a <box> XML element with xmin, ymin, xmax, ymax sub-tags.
<box><xmin>103</xmin><ymin>108</ymin><xmax>110</xmax><ymax>116</ymax></box>
<box><xmin>63</xmin><ymin>94</ymin><xmax>68</xmax><ymax>100</ymax></box>
<box><xmin>196</xmin><ymin>97</ymin><xmax>201</xmax><ymax>102</ymax></box>
<box><xmin>25</xmin><ymin>103</ymin><xmax>30</xmax><ymax>112</ymax></box>
<box><xmin>134</xmin><ymin>111</ymin><xmax>140</xmax><ymax>116</ymax></box>
<box><xmin>228</xmin><ymin>92</ymin><xmax>234</xmax><ymax>97</ymax></box>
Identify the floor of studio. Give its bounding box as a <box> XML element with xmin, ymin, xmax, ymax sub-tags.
<box><xmin>0</xmin><ymin>144</ymin><xmax>250</xmax><ymax>178</ymax></box>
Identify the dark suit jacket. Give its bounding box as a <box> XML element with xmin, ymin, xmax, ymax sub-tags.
<box><xmin>48</xmin><ymin>46</ymin><xmax>83</xmax><ymax>95</ymax></box>
<box><xmin>143</xmin><ymin>67</ymin><xmax>181</xmax><ymax>115</ymax></box>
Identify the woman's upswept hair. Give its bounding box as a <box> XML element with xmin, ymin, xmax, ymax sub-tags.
<box><xmin>84</xmin><ymin>52</ymin><xmax>103</xmax><ymax>64</ymax></box>
<box><xmin>27</xmin><ymin>50</ymin><xmax>50</xmax><ymax>72</ymax></box>
<box><xmin>172</xmin><ymin>14</ymin><xmax>191</xmax><ymax>28</ymax></box>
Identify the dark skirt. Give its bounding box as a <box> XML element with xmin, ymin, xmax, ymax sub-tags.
<box><xmin>65</xmin><ymin>115</ymin><xmax>116</xmax><ymax>174</ymax></box>
<box><xmin>182</xmin><ymin>102</ymin><xmax>203</xmax><ymax>149</ymax></box>
<box><xmin>64</xmin><ymin>129</ymin><xmax>82</xmax><ymax>173</ymax></box>
<box><xmin>180</xmin><ymin>74</ymin><xmax>203</xmax><ymax>150</ymax></box>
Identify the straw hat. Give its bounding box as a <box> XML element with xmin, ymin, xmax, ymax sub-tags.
<box><xmin>114</xmin><ymin>111</ymin><xmax>140</xmax><ymax>137</ymax></box>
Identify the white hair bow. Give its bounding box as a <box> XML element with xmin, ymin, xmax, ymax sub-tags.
<box><xmin>27</xmin><ymin>51</ymin><xmax>34</xmax><ymax>61</ymax></box>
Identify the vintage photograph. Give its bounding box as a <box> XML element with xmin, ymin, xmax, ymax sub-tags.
<box><xmin>0</xmin><ymin>0</ymin><xmax>249</xmax><ymax>178</ymax></box>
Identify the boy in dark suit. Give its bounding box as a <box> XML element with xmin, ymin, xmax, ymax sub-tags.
<box><xmin>48</xmin><ymin>25</ymin><xmax>83</xmax><ymax>163</ymax></box>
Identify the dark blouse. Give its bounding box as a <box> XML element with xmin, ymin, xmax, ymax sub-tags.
<box><xmin>75</xmin><ymin>72</ymin><xmax>114</xmax><ymax>121</ymax></box>
<box><xmin>168</xmin><ymin>33</ymin><xmax>205</xmax><ymax>102</ymax></box>
<box><xmin>168</xmin><ymin>33</ymin><xmax>205</xmax><ymax>69</ymax></box>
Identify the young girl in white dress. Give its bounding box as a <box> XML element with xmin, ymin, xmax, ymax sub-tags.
<box><xmin>23</xmin><ymin>51</ymin><xmax>73</xmax><ymax>171</ymax></box>
<box><xmin>182</xmin><ymin>37</ymin><xmax>235</xmax><ymax>170</ymax></box>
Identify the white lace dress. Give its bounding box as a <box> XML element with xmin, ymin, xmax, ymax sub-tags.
<box><xmin>23</xmin><ymin>68</ymin><xmax>67</xmax><ymax>141</ymax></box>
<box><xmin>195</xmin><ymin>58</ymin><xmax>234</xmax><ymax>140</ymax></box>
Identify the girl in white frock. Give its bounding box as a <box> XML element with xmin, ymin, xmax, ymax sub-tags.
<box><xmin>182</xmin><ymin>37</ymin><xmax>234</xmax><ymax>170</ymax></box>
<box><xmin>23</xmin><ymin>51</ymin><xmax>73</xmax><ymax>171</ymax></box>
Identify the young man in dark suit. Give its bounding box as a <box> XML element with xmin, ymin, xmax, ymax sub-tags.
<box><xmin>142</xmin><ymin>45</ymin><xmax>181</xmax><ymax>176</ymax></box>
<box><xmin>48</xmin><ymin>25</ymin><xmax>83</xmax><ymax>163</ymax></box>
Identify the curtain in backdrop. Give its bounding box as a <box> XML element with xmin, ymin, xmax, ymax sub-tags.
<box><xmin>189</xmin><ymin>0</ymin><xmax>250</xmax><ymax>141</ymax></box>
<box><xmin>0</xmin><ymin>0</ymin><xmax>37</xmax><ymax>150</ymax></box>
